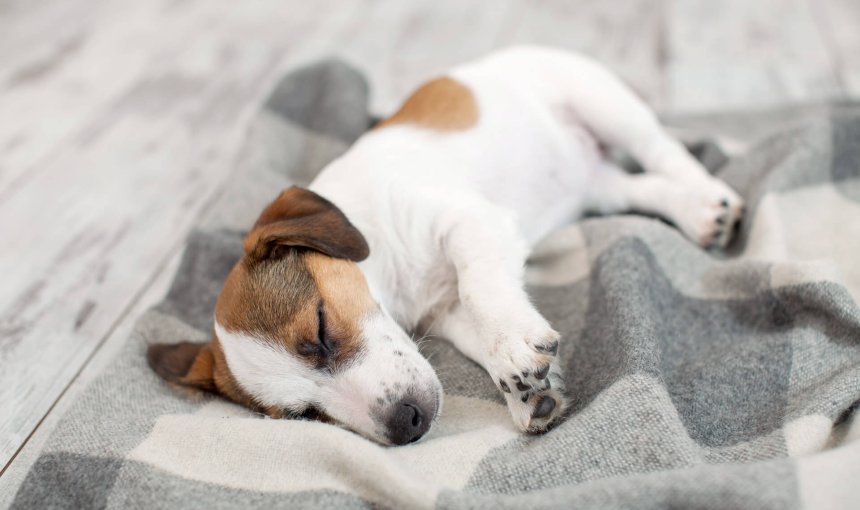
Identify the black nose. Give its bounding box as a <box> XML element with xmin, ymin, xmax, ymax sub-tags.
<box><xmin>386</xmin><ymin>400</ymin><xmax>432</xmax><ymax>445</ymax></box>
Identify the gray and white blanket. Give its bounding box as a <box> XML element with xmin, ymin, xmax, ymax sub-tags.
<box><xmin>5</xmin><ymin>61</ymin><xmax>860</xmax><ymax>509</ymax></box>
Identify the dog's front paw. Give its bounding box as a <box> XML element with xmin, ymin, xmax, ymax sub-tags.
<box><xmin>502</xmin><ymin>361</ymin><xmax>567</xmax><ymax>433</ymax></box>
<box><xmin>674</xmin><ymin>177</ymin><xmax>745</xmax><ymax>249</ymax></box>
<box><xmin>484</xmin><ymin>322</ymin><xmax>567</xmax><ymax>432</ymax></box>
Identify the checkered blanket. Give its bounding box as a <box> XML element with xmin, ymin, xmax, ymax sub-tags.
<box><xmin>6</xmin><ymin>61</ymin><xmax>860</xmax><ymax>509</ymax></box>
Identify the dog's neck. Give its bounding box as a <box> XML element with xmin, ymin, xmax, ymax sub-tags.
<box><xmin>309</xmin><ymin>164</ymin><xmax>444</xmax><ymax>333</ymax></box>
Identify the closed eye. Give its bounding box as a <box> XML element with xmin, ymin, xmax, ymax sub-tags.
<box><xmin>317</xmin><ymin>301</ymin><xmax>332</xmax><ymax>354</ymax></box>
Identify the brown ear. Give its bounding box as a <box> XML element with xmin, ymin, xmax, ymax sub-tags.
<box><xmin>243</xmin><ymin>186</ymin><xmax>369</xmax><ymax>262</ymax></box>
<box><xmin>147</xmin><ymin>341</ymin><xmax>216</xmax><ymax>392</ymax></box>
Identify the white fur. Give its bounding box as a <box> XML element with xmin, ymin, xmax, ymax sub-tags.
<box><xmin>321</xmin><ymin>313</ymin><xmax>443</xmax><ymax>442</ymax></box>
<box><xmin>216</xmin><ymin>310</ymin><xmax>442</xmax><ymax>445</ymax></box>
<box><xmin>307</xmin><ymin>46</ymin><xmax>744</xmax><ymax>431</ymax></box>
<box><xmin>215</xmin><ymin>321</ymin><xmax>323</xmax><ymax>412</ymax></box>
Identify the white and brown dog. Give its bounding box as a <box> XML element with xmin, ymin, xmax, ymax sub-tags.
<box><xmin>149</xmin><ymin>46</ymin><xmax>744</xmax><ymax>445</ymax></box>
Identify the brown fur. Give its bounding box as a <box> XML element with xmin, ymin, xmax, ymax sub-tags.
<box><xmin>146</xmin><ymin>339</ymin><xmax>260</xmax><ymax>413</ymax></box>
<box><xmin>214</xmin><ymin>250</ymin><xmax>317</xmax><ymax>341</ymax></box>
<box><xmin>147</xmin><ymin>341</ymin><xmax>215</xmax><ymax>391</ymax></box>
<box><xmin>244</xmin><ymin>186</ymin><xmax>369</xmax><ymax>262</ymax></box>
<box><xmin>149</xmin><ymin>186</ymin><xmax>375</xmax><ymax>415</ymax></box>
<box><xmin>376</xmin><ymin>76</ymin><xmax>478</xmax><ymax>131</ymax></box>
<box><xmin>305</xmin><ymin>252</ymin><xmax>377</xmax><ymax>367</ymax></box>
<box><xmin>212</xmin><ymin>251</ymin><xmax>370</xmax><ymax>372</ymax></box>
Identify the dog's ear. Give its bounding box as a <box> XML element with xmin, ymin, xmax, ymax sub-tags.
<box><xmin>147</xmin><ymin>341</ymin><xmax>216</xmax><ymax>392</ymax></box>
<box><xmin>243</xmin><ymin>186</ymin><xmax>369</xmax><ymax>262</ymax></box>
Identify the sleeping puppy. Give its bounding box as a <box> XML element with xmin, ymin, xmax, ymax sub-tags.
<box><xmin>148</xmin><ymin>46</ymin><xmax>744</xmax><ymax>445</ymax></box>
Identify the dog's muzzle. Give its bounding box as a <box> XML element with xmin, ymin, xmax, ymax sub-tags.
<box><xmin>384</xmin><ymin>393</ymin><xmax>437</xmax><ymax>445</ymax></box>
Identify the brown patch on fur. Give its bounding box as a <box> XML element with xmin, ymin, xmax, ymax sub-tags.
<box><xmin>244</xmin><ymin>186</ymin><xmax>369</xmax><ymax>262</ymax></box>
<box><xmin>305</xmin><ymin>252</ymin><xmax>377</xmax><ymax>368</ymax></box>
<box><xmin>147</xmin><ymin>342</ymin><xmax>215</xmax><ymax>391</ymax></box>
<box><xmin>376</xmin><ymin>76</ymin><xmax>478</xmax><ymax>131</ymax></box>
<box><xmin>214</xmin><ymin>249</ymin><xmax>324</xmax><ymax>368</ymax></box>
<box><xmin>213</xmin><ymin>250</ymin><xmax>372</xmax><ymax>373</ymax></box>
<box><xmin>150</xmin><ymin>186</ymin><xmax>377</xmax><ymax>415</ymax></box>
<box><xmin>147</xmin><ymin>338</ymin><xmax>261</xmax><ymax>413</ymax></box>
<box><xmin>214</xmin><ymin>185</ymin><xmax>373</xmax><ymax>371</ymax></box>
<box><xmin>215</xmin><ymin>250</ymin><xmax>317</xmax><ymax>340</ymax></box>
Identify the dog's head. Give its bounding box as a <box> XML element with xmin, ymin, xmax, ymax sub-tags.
<box><xmin>148</xmin><ymin>187</ymin><xmax>443</xmax><ymax>445</ymax></box>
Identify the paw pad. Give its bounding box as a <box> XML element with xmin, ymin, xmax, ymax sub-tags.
<box><xmin>531</xmin><ymin>396</ymin><xmax>556</xmax><ymax>419</ymax></box>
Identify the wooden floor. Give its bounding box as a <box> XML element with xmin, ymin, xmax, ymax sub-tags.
<box><xmin>1</xmin><ymin>0</ymin><xmax>858</xmax><ymax>476</ymax></box>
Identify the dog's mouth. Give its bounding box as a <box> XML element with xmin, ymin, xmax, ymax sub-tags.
<box><xmin>307</xmin><ymin>383</ymin><xmax>442</xmax><ymax>446</ymax></box>
<box><xmin>282</xmin><ymin>405</ymin><xmax>332</xmax><ymax>422</ymax></box>
<box><xmin>291</xmin><ymin>353</ymin><xmax>442</xmax><ymax>446</ymax></box>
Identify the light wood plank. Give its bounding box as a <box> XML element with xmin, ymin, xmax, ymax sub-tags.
<box><xmin>0</xmin><ymin>0</ymin><xmax>362</xmax><ymax>469</ymax></box>
<box><xmin>0</xmin><ymin>0</ymin><xmax>190</xmax><ymax>195</ymax></box>
<box><xmin>0</xmin><ymin>0</ymin><xmax>103</xmax><ymax>73</ymax></box>
<box><xmin>336</xmin><ymin>0</ymin><xmax>665</xmax><ymax>114</ymax></box>
<box><xmin>0</xmin><ymin>248</ymin><xmax>183</xmax><ymax>497</ymax></box>
<box><xmin>811</xmin><ymin>0</ymin><xmax>860</xmax><ymax>96</ymax></box>
<box><xmin>665</xmin><ymin>0</ymin><xmax>843</xmax><ymax>112</ymax></box>
<box><xmin>0</xmin><ymin>0</ymin><xmax>362</xmax><ymax>201</ymax></box>
<box><xmin>498</xmin><ymin>0</ymin><xmax>666</xmax><ymax>109</ymax></box>
<box><xmin>335</xmin><ymin>0</ymin><xmax>518</xmax><ymax>114</ymax></box>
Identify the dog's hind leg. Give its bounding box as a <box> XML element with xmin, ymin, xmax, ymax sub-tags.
<box><xmin>585</xmin><ymin>162</ymin><xmax>739</xmax><ymax>248</ymax></box>
<box><xmin>502</xmin><ymin>47</ymin><xmax>744</xmax><ymax>246</ymax></box>
<box><xmin>509</xmin><ymin>48</ymin><xmax>714</xmax><ymax>178</ymax></box>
